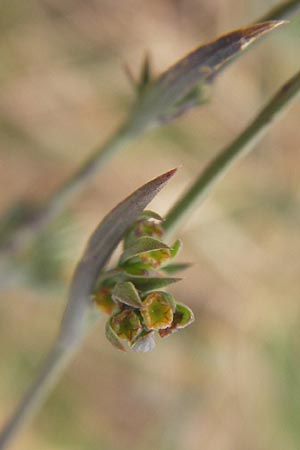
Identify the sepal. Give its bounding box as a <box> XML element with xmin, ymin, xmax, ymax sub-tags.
<box><xmin>112</xmin><ymin>281</ymin><xmax>142</xmax><ymax>308</ymax></box>
<box><xmin>105</xmin><ymin>319</ymin><xmax>126</xmax><ymax>352</ymax></box>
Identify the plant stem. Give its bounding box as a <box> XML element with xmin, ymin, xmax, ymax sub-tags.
<box><xmin>0</xmin><ymin>340</ymin><xmax>78</xmax><ymax>450</ymax></box>
<box><xmin>0</xmin><ymin>121</ymin><xmax>141</xmax><ymax>255</ymax></box>
<box><xmin>163</xmin><ymin>70</ymin><xmax>300</xmax><ymax>237</ymax></box>
<box><xmin>0</xmin><ymin>169</ymin><xmax>176</xmax><ymax>450</ymax></box>
<box><xmin>1</xmin><ymin>2</ymin><xmax>300</xmax><ymax>257</ymax></box>
<box><xmin>259</xmin><ymin>0</ymin><xmax>300</xmax><ymax>21</ymax></box>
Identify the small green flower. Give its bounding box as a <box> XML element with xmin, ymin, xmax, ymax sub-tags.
<box><xmin>141</xmin><ymin>292</ymin><xmax>174</xmax><ymax>330</ymax></box>
<box><xmin>98</xmin><ymin>210</ymin><xmax>194</xmax><ymax>352</ymax></box>
<box><xmin>139</xmin><ymin>248</ymin><xmax>171</xmax><ymax>268</ymax></box>
<box><xmin>159</xmin><ymin>303</ymin><xmax>194</xmax><ymax>338</ymax></box>
<box><xmin>94</xmin><ymin>287</ymin><xmax>117</xmax><ymax>315</ymax></box>
<box><xmin>120</xmin><ymin>236</ymin><xmax>170</xmax><ymax>267</ymax></box>
<box><xmin>124</xmin><ymin>219</ymin><xmax>164</xmax><ymax>249</ymax></box>
<box><xmin>110</xmin><ymin>309</ymin><xmax>142</xmax><ymax>342</ymax></box>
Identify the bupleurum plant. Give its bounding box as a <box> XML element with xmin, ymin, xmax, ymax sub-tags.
<box><xmin>93</xmin><ymin>211</ymin><xmax>194</xmax><ymax>352</ymax></box>
<box><xmin>1</xmin><ymin>2</ymin><xmax>300</xmax><ymax>449</ymax></box>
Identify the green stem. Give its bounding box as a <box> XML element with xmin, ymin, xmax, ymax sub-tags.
<box><xmin>0</xmin><ymin>121</ymin><xmax>141</xmax><ymax>255</ymax></box>
<box><xmin>39</xmin><ymin>123</ymin><xmax>138</xmax><ymax>223</ymax></box>
<box><xmin>0</xmin><ymin>168</ymin><xmax>175</xmax><ymax>449</ymax></box>
<box><xmin>163</xmin><ymin>70</ymin><xmax>300</xmax><ymax>237</ymax></box>
<box><xmin>259</xmin><ymin>0</ymin><xmax>300</xmax><ymax>21</ymax></box>
<box><xmin>0</xmin><ymin>340</ymin><xmax>78</xmax><ymax>450</ymax></box>
<box><xmin>1</xmin><ymin>2</ymin><xmax>300</xmax><ymax>257</ymax></box>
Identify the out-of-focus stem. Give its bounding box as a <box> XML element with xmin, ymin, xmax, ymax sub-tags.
<box><xmin>0</xmin><ymin>169</ymin><xmax>176</xmax><ymax>450</ymax></box>
<box><xmin>163</xmin><ymin>71</ymin><xmax>300</xmax><ymax>237</ymax></box>
<box><xmin>1</xmin><ymin>1</ymin><xmax>299</xmax><ymax>257</ymax></box>
<box><xmin>259</xmin><ymin>0</ymin><xmax>300</xmax><ymax>21</ymax></box>
<box><xmin>0</xmin><ymin>122</ymin><xmax>140</xmax><ymax>255</ymax></box>
<box><xmin>0</xmin><ymin>340</ymin><xmax>78</xmax><ymax>450</ymax></box>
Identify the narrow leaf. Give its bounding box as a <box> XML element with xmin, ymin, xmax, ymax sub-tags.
<box><xmin>138</xmin><ymin>52</ymin><xmax>152</xmax><ymax>94</ymax></box>
<box><xmin>154</xmin><ymin>21</ymin><xmax>285</xmax><ymax>106</ymax></box>
<box><xmin>131</xmin><ymin>21</ymin><xmax>286</xmax><ymax>127</ymax></box>
<box><xmin>162</xmin><ymin>262</ymin><xmax>192</xmax><ymax>274</ymax></box>
<box><xmin>122</xmin><ymin>273</ymin><xmax>182</xmax><ymax>291</ymax></box>
<box><xmin>170</xmin><ymin>239</ymin><xmax>182</xmax><ymax>259</ymax></box>
<box><xmin>97</xmin><ymin>269</ymin><xmax>181</xmax><ymax>290</ymax></box>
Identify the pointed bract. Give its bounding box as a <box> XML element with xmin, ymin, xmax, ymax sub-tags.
<box><xmin>112</xmin><ymin>281</ymin><xmax>142</xmax><ymax>308</ymax></box>
<box><xmin>130</xmin><ymin>21</ymin><xmax>286</xmax><ymax>127</ymax></box>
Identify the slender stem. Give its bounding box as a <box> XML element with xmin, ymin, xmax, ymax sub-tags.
<box><xmin>259</xmin><ymin>0</ymin><xmax>300</xmax><ymax>21</ymax></box>
<box><xmin>39</xmin><ymin>123</ymin><xmax>138</xmax><ymax>223</ymax></box>
<box><xmin>0</xmin><ymin>121</ymin><xmax>141</xmax><ymax>255</ymax></box>
<box><xmin>163</xmin><ymin>71</ymin><xmax>300</xmax><ymax>237</ymax></box>
<box><xmin>0</xmin><ymin>169</ymin><xmax>175</xmax><ymax>449</ymax></box>
<box><xmin>1</xmin><ymin>2</ymin><xmax>300</xmax><ymax>257</ymax></box>
<box><xmin>0</xmin><ymin>340</ymin><xmax>78</xmax><ymax>450</ymax></box>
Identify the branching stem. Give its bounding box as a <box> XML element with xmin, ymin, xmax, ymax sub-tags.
<box><xmin>0</xmin><ymin>2</ymin><xmax>300</xmax><ymax>449</ymax></box>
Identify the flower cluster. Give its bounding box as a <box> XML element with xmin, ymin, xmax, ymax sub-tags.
<box><xmin>93</xmin><ymin>211</ymin><xmax>194</xmax><ymax>352</ymax></box>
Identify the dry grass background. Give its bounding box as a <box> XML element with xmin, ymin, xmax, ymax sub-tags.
<box><xmin>0</xmin><ymin>1</ymin><xmax>300</xmax><ymax>449</ymax></box>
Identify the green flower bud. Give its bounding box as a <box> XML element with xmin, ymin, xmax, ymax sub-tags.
<box><xmin>94</xmin><ymin>287</ymin><xmax>118</xmax><ymax>315</ymax></box>
<box><xmin>120</xmin><ymin>236</ymin><xmax>170</xmax><ymax>268</ymax></box>
<box><xmin>110</xmin><ymin>310</ymin><xmax>142</xmax><ymax>342</ymax></box>
<box><xmin>105</xmin><ymin>320</ymin><xmax>125</xmax><ymax>352</ymax></box>
<box><xmin>139</xmin><ymin>248</ymin><xmax>171</xmax><ymax>269</ymax></box>
<box><xmin>98</xmin><ymin>209</ymin><xmax>195</xmax><ymax>352</ymax></box>
<box><xmin>159</xmin><ymin>303</ymin><xmax>194</xmax><ymax>338</ymax></box>
<box><xmin>141</xmin><ymin>292</ymin><xmax>174</xmax><ymax>330</ymax></box>
<box><xmin>124</xmin><ymin>219</ymin><xmax>164</xmax><ymax>249</ymax></box>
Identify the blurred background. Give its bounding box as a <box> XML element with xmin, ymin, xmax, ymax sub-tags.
<box><xmin>0</xmin><ymin>1</ymin><xmax>300</xmax><ymax>449</ymax></box>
